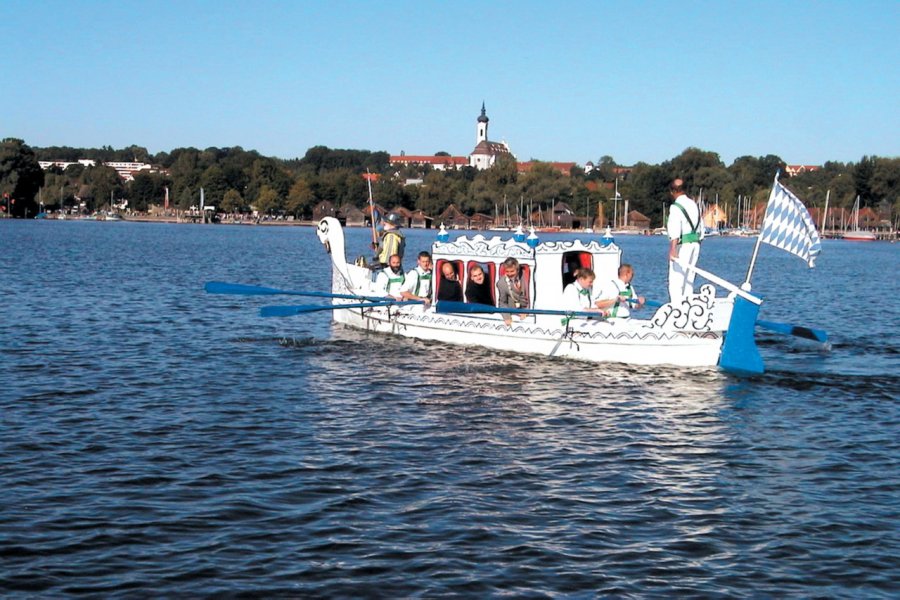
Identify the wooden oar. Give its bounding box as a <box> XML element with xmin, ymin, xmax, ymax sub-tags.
<box><xmin>260</xmin><ymin>300</ymin><xmax>423</xmax><ymax>318</ymax></box>
<box><xmin>205</xmin><ymin>281</ymin><xmax>385</xmax><ymax>302</ymax></box>
<box><xmin>644</xmin><ymin>299</ymin><xmax>828</xmax><ymax>343</ymax></box>
<box><xmin>436</xmin><ymin>301</ymin><xmax>602</xmax><ymax>320</ymax></box>
<box><xmin>755</xmin><ymin>320</ymin><xmax>828</xmax><ymax>343</ymax></box>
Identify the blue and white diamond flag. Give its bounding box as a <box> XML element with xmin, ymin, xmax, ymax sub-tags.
<box><xmin>759</xmin><ymin>179</ymin><xmax>822</xmax><ymax>267</ymax></box>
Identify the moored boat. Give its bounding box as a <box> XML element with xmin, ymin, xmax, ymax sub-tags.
<box><xmin>842</xmin><ymin>195</ymin><xmax>876</xmax><ymax>241</ymax></box>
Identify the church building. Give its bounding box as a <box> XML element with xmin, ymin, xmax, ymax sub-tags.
<box><xmin>468</xmin><ymin>103</ymin><xmax>513</xmax><ymax>169</ymax></box>
<box><xmin>390</xmin><ymin>103</ymin><xmax>513</xmax><ymax>171</ymax></box>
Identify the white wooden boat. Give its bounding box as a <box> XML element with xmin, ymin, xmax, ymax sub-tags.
<box><xmin>315</xmin><ymin>217</ymin><xmax>768</xmax><ymax>374</ymax></box>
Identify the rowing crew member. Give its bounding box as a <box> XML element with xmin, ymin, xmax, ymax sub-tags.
<box><xmin>400</xmin><ymin>251</ymin><xmax>433</xmax><ymax>306</ymax></box>
<box><xmin>375</xmin><ymin>254</ymin><xmax>406</xmax><ymax>299</ymax></box>
<box><xmin>561</xmin><ymin>267</ymin><xmax>604</xmax><ymax>322</ymax></box>
<box><xmin>594</xmin><ymin>263</ymin><xmax>645</xmax><ymax>318</ymax></box>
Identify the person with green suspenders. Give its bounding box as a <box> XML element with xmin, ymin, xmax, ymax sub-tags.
<box><xmin>401</xmin><ymin>251</ymin><xmax>434</xmax><ymax>306</ymax></box>
<box><xmin>666</xmin><ymin>178</ymin><xmax>703</xmax><ymax>302</ymax></box>
<box><xmin>375</xmin><ymin>254</ymin><xmax>406</xmax><ymax>299</ymax></box>
<box><xmin>594</xmin><ymin>263</ymin><xmax>646</xmax><ymax>318</ymax></box>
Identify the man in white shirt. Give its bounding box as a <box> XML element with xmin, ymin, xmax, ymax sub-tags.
<box><xmin>375</xmin><ymin>254</ymin><xmax>405</xmax><ymax>299</ymax></box>
<box><xmin>400</xmin><ymin>251</ymin><xmax>433</xmax><ymax>306</ymax></box>
<box><xmin>666</xmin><ymin>178</ymin><xmax>703</xmax><ymax>302</ymax></box>
<box><xmin>594</xmin><ymin>263</ymin><xmax>645</xmax><ymax>318</ymax></box>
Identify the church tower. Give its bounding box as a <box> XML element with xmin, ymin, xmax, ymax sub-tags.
<box><xmin>476</xmin><ymin>102</ymin><xmax>489</xmax><ymax>144</ymax></box>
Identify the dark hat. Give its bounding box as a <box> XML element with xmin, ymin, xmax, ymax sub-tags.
<box><xmin>385</xmin><ymin>213</ymin><xmax>402</xmax><ymax>226</ymax></box>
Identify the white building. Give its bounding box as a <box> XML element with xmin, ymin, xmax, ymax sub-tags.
<box><xmin>390</xmin><ymin>103</ymin><xmax>514</xmax><ymax>172</ymax></box>
<box><xmin>468</xmin><ymin>103</ymin><xmax>512</xmax><ymax>170</ymax></box>
<box><xmin>38</xmin><ymin>159</ymin><xmax>155</xmax><ymax>182</ymax></box>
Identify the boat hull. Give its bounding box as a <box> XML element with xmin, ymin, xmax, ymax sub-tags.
<box><xmin>842</xmin><ymin>231</ymin><xmax>877</xmax><ymax>241</ymax></box>
<box><xmin>332</xmin><ymin>304</ymin><xmax>725</xmax><ymax>367</ymax></box>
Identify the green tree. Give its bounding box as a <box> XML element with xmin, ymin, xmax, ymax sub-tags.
<box><xmin>129</xmin><ymin>172</ymin><xmax>169</xmax><ymax>212</ymax></box>
<box><xmin>464</xmin><ymin>155</ymin><xmax>518</xmax><ymax>214</ymax></box>
<box><xmin>284</xmin><ymin>178</ymin><xmax>313</xmax><ymax>217</ymax></box>
<box><xmin>200</xmin><ymin>165</ymin><xmax>229</xmax><ymax>206</ymax></box>
<box><xmin>516</xmin><ymin>162</ymin><xmax>570</xmax><ymax>211</ymax></box>
<box><xmin>627</xmin><ymin>162</ymin><xmax>670</xmax><ymax>227</ymax></box>
<box><xmin>254</xmin><ymin>185</ymin><xmax>281</xmax><ymax>215</ymax></box>
<box><xmin>82</xmin><ymin>164</ymin><xmax>123</xmax><ymax>212</ymax></box>
<box><xmin>0</xmin><ymin>138</ymin><xmax>45</xmax><ymax>217</ymax></box>
<box><xmin>854</xmin><ymin>156</ymin><xmax>876</xmax><ymax>207</ymax></box>
<box><xmin>595</xmin><ymin>155</ymin><xmax>618</xmax><ymax>182</ymax></box>
<box><xmin>871</xmin><ymin>157</ymin><xmax>900</xmax><ymax>207</ymax></box>
<box><xmin>668</xmin><ymin>147</ymin><xmax>724</xmax><ymax>193</ymax></box>
<box><xmin>416</xmin><ymin>171</ymin><xmax>458</xmax><ymax>216</ymax></box>
<box><xmin>221</xmin><ymin>189</ymin><xmax>245</xmax><ymax>214</ymax></box>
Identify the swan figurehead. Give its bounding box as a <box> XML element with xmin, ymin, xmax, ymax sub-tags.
<box><xmin>317</xmin><ymin>216</ymin><xmax>353</xmax><ymax>289</ymax></box>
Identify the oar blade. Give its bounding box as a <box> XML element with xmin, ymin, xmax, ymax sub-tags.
<box><xmin>260</xmin><ymin>305</ymin><xmax>306</xmax><ymax>317</ymax></box>
<box><xmin>205</xmin><ymin>281</ymin><xmax>282</xmax><ymax>296</ymax></box>
<box><xmin>757</xmin><ymin>319</ymin><xmax>828</xmax><ymax>343</ymax></box>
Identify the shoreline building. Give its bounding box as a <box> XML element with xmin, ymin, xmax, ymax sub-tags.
<box><xmin>39</xmin><ymin>159</ymin><xmax>159</xmax><ymax>182</ymax></box>
<box><xmin>390</xmin><ymin>103</ymin><xmax>514</xmax><ymax>172</ymax></box>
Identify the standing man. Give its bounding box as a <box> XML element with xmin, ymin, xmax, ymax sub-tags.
<box><xmin>373</xmin><ymin>213</ymin><xmax>406</xmax><ymax>268</ymax></box>
<box><xmin>401</xmin><ymin>251</ymin><xmax>433</xmax><ymax>305</ymax></box>
<box><xmin>496</xmin><ymin>257</ymin><xmax>529</xmax><ymax>325</ymax></box>
<box><xmin>667</xmin><ymin>178</ymin><xmax>703</xmax><ymax>302</ymax></box>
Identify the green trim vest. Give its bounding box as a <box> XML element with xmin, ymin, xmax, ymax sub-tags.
<box><xmin>561</xmin><ymin>285</ymin><xmax>593</xmax><ymax>325</ymax></box>
<box><xmin>610</xmin><ymin>282</ymin><xmax>633</xmax><ymax>318</ymax></box>
<box><xmin>382</xmin><ymin>269</ymin><xmax>405</xmax><ymax>294</ymax></box>
<box><xmin>673</xmin><ymin>201</ymin><xmax>702</xmax><ymax>244</ymax></box>
<box><xmin>413</xmin><ymin>270</ymin><xmax>432</xmax><ymax>296</ymax></box>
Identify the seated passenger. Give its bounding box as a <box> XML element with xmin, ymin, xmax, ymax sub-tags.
<box><xmin>562</xmin><ymin>267</ymin><xmax>604</xmax><ymax>315</ymax></box>
<box><xmin>465</xmin><ymin>264</ymin><xmax>494</xmax><ymax>306</ymax></box>
<box><xmin>594</xmin><ymin>263</ymin><xmax>646</xmax><ymax>318</ymax></box>
<box><xmin>401</xmin><ymin>251</ymin><xmax>433</xmax><ymax>306</ymax></box>
<box><xmin>374</xmin><ymin>253</ymin><xmax>405</xmax><ymax>300</ymax></box>
<box><xmin>496</xmin><ymin>257</ymin><xmax>529</xmax><ymax>325</ymax></box>
<box><xmin>436</xmin><ymin>262</ymin><xmax>464</xmax><ymax>302</ymax></box>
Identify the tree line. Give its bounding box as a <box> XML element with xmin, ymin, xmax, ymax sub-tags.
<box><xmin>2</xmin><ymin>137</ymin><xmax>898</xmax><ymax>227</ymax></box>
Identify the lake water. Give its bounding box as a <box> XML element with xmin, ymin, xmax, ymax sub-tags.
<box><xmin>2</xmin><ymin>220</ymin><xmax>898</xmax><ymax>597</ymax></box>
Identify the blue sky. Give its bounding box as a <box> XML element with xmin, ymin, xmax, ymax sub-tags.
<box><xmin>3</xmin><ymin>0</ymin><xmax>897</xmax><ymax>166</ymax></box>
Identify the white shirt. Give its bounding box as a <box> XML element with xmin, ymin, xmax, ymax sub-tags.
<box><xmin>401</xmin><ymin>266</ymin><xmax>432</xmax><ymax>297</ymax></box>
<box><xmin>667</xmin><ymin>193</ymin><xmax>703</xmax><ymax>242</ymax></box>
<box><xmin>376</xmin><ymin>267</ymin><xmax>405</xmax><ymax>298</ymax></box>
<box><xmin>562</xmin><ymin>281</ymin><xmax>595</xmax><ymax>311</ymax></box>
<box><xmin>595</xmin><ymin>277</ymin><xmax>637</xmax><ymax>318</ymax></box>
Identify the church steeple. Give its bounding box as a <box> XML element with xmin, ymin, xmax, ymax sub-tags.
<box><xmin>476</xmin><ymin>102</ymin><xmax>489</xmax><ymax>144</ymax></box>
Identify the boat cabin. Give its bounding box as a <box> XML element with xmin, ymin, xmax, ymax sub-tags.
<box><xmin>431</xmin><ymin>232</ymin><xmax>621</xmax><ymax>314</ymax></box>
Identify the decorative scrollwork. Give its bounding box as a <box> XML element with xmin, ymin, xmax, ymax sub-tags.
<box><xmin>650</xmin><ymin>284</ymin><xmax>716</xmax><ymax>332</ymax></box>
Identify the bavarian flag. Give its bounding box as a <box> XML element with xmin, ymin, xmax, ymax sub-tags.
<box><xmin>759</xmin><ymin>177</ymin><xmax>822</xmax><ymax>268</ymax></box>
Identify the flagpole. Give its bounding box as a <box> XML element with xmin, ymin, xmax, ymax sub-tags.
<box><xmin>743</xmin><ymin>172</ymin><xmax>779</xmax><ymax>288</ymax></box>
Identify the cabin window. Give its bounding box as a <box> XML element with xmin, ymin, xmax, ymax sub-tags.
<box><xmin>434</xmin><ymin>259</ymin><xmax>464</xmax><ymax>301</ymax></box>
<box><xmin>465</xmin><ymin>261</ymin><xmax>496</xmax><ymax>305</ymax></box>
<box><xmin>561</xmin><ymin>251</ymin><xmax>593</xmax><ymax>289</ymax></box>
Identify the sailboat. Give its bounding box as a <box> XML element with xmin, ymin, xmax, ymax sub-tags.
<box><xmin>842</xmin><ymin>196</ymin><xmax>876</xmax><ymax>241</ymax></box>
